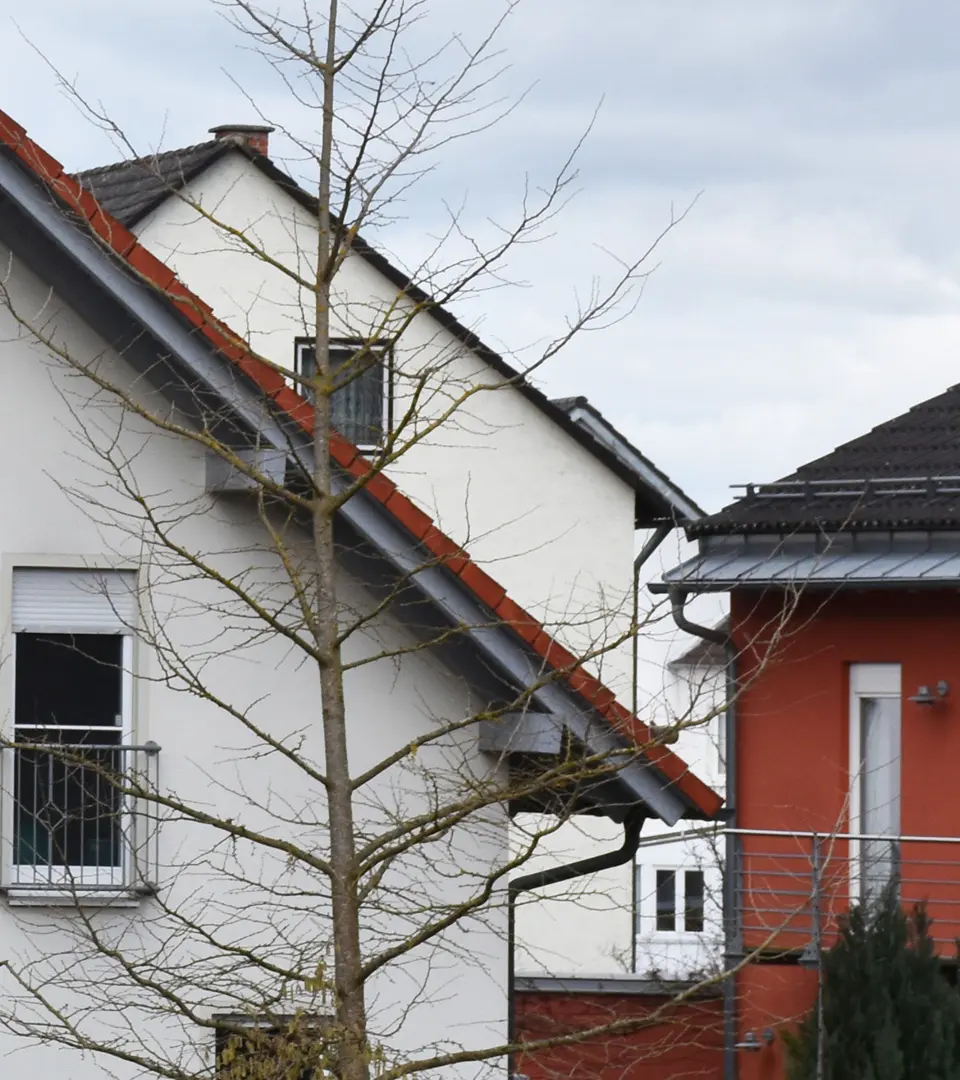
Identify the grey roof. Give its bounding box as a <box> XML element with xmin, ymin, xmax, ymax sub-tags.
<box><xmin>691</xmin><ymin>382</ymin><xmax>960</xmax><ymax>536</ymax></box>
<box><xmin>76</xmin><ymin>142</ymin><xmax>224</xmax><ymax>225</ymax></box>
<box><xmin>654</xmin><ymin>548</ymin><xmax>960</xmax><ymax>593</ymax></box>
<box><xmin>75</xmin><ymin>143</ymin><xmax>698</xmax><ymax>528</ymax></box>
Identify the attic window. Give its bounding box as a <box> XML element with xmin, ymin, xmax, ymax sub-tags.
<box><xmin>295</xmin><ymin>340</ymin><xmax>390</xmax><ymax>450</ymax></box>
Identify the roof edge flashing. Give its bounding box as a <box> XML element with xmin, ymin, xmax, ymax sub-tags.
<box><xmin>564</xmin><ymin>404</ymin><xmax>703</xmax><ymax>524</ymax></box>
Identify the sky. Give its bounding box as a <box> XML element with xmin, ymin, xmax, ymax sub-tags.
<box><xmin>4</xmin><ymin>0</ymin><xmax>960</xmax><ymax>515</ymax></box>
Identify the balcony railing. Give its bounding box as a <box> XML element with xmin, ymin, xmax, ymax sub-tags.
<box><xmin>730</xmin><ymin>827</ymin><xmax>960</xmax><ymax>954</ymax></box>
<box><xmin>0</xmin><ymin>742</ymin><xmax>161</xmax><ymax>895</ymax></box>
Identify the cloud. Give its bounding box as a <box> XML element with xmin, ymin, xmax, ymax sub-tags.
<box><xmin>4</xmin><ymin>0</ymin><xmax>960</xmax><ymax>515</ymax></box>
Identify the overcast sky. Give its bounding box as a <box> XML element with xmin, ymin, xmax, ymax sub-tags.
<box><xmin>4</xmin><ymin>0</ymin><xmax>960</xmax><ymax>515</ymax></box>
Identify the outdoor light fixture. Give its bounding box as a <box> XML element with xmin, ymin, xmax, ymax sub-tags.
<box><xmin>908</xmin><ymin>680</ymin><xmax>950</xmax><ymax>706</ymax></box>
<box><xmin>735</xmin><ymin>1029</ymin><xmax>774</xmax><ymax>1053</ymax></box>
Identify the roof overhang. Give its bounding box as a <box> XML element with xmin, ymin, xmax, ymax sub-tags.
<box><xmin>652</xmin><ymin>530</ymin><xmax>960</xmax><ymax>594</ymax></box>
<box><xmin>0</xmin><ymin>141</ymin><xmax>714</xmax><ymax>827</ymax></box>
<box><xmin>558</xmin><ymin>399</ymin><xmax>703</xmax><ymax>526</ymax></box>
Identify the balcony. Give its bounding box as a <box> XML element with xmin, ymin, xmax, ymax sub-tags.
<box><xmin>731</xmin><ymin>827</ymin><xmax>960</xmax><ymax>955</ymax></box>
<box><xmin>0</xmin><ymin>741</ymin><xmax>161</xmax><ymax>902</ymax></box>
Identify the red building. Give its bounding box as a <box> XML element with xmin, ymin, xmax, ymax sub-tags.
<box><xmin>653</xmin><ymin>385</ymin><xmax>960</xmax><ymax>1078</ymax></box>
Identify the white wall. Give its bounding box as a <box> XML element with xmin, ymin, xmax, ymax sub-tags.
<box><xmin>134</xmin><ymin>153</ymin><xmax>638</xmax><ymax>695</ymax></box>
<box><xmin>0</xmin><ymin>247</ymin><xmax>508</xmax><ymax>1078</ymax></box>
<box><xmin>512</xmin><ymin>565</ymin><xmax>728</xmax><ymax>980</ymax></box>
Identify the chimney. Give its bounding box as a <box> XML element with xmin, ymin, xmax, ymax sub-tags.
<box><xmin>208</xmin><ymin>124</ymin><xmax>274</xmax><ymax>157</ymax></box>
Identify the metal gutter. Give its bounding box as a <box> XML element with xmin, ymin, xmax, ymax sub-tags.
<box><xmin>666</xmin><ymin>591</ymin><xmax>738</xmax><ymax>1080</ymax></box>
<box><xmin>632</xmin><ymin>523</ymin><xmax>672</xmax><ymax>717</ymax></box>
<box><xmin>508</xmin><ymin>812</ymin><xmax>646</xmax><ymax>1076</ymax></box>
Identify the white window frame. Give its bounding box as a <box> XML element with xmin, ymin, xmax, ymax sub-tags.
<box><xmin>5</xmin><ymin>569</ymin><xmax>138</xmax><ymax>893</ymax></box>
<box><xmin>293</xmin><ymin>339</ymin><xmax>391</xmax><ymax>451</ymax></box>
<box><xmin>848</xmin><ymin>662</ymin><xmax>901</xmax><ymax>903</ymax></box>
<box><xmin>639</xmin><ymin>863</ymin><xmax>709</xmax><ymax>938</ymax></box>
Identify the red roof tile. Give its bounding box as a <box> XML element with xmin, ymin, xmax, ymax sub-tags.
<box><xmin>0</xmin><ymin>108</ymin><xmax>723</xmax><ymax>821</ymax></box>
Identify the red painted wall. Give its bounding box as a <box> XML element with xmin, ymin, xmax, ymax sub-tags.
<box><xmin>730</xmin><ymin>588</ymin><xmax>960</xmax><ymax>1074</ymax></box>
<box><xmin>515</xmin><ymin>989</ymin><xmax>724</xmax><ymax>1079</ymax></box>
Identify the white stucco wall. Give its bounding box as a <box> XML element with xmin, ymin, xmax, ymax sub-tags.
<box><xmin>133</xmin><ymin>152</ymin><xmax>638</xmax><ymax>696</ymax></box>
<box><xmin>512</xmin><ymin>579</ymin><xmax>728</xmax><ymax>980</ymax></box>
<box><xmin>0</xmin><ymin>247</ymin><xmax>509</xmax><ymax>1078</ymax></box>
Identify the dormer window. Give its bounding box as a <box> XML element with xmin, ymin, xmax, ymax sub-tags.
<box><xmin>294</xmin><ymin>340</ymin><xmax>390</xmax><ymax>451</ymax></box>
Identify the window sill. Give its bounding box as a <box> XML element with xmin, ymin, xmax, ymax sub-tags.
<box><xmin>1</xmin><ymin>886</ymin><xmax>154</xmax><ymax>908</ymax></box>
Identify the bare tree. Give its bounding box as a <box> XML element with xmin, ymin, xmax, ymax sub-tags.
<box><xmin>0</xmin><ymin>4</ymin><xmax>809</xmax><ymax>1080</ymax></box>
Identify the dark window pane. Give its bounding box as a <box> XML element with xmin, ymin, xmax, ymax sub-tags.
<box><xmin>14</xmin><ymin>743</ymin><xmax>122</xmax><ymax>867</ymax></box>
<box><xmin>298</xmin><ymin>345</ymin><xmax>385</xmax><ymax>448</ymax></box>
<box><xmin>655</xmin><ymin>869</ymin><xmax>676</xmax><ymax>932</ymax></box>
<box><xmin>15</xmin><ymin>633</ymin><xmax>122</xmax><ymax>728</ymax></box>
<box><xmin>684</xmin><ymin>870</ymin><xmax>705</xmax><ymax>933</ymax></box>
<box><xmin>14</xmin><ymin>633</ymin><xmax>124</xmax><ymax>869</ymax></box>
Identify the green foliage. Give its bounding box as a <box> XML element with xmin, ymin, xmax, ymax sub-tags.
<box><xmin>783</xmin><ymin>885</ymin><xmax>960</xmax><ymax>1080</ymax></box>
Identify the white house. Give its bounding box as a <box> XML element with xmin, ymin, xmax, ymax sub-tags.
<box><xmin>510</xmin><ymin>614</ymin><xmax>728</xmax><ymax>982</ymax></box>
<box><xmin>0</xmin><ymin>109</ymin><xmax>723</xmax><ymax>1079</ymax></box>
<box><xmin>75</xmin><ymin>126</ymin><xmax>727</xmax><ymax>986</ymax></box>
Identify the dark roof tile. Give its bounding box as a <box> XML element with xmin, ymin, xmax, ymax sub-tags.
<box><xmin>693</xmin><ymin>384</ymin><xmax>960</xmax><ymax>534</ymax></box>
<box><xmin>75</xmin><ymin>142</ymin><xmax>225</xmax><ymax>226</ymax></box>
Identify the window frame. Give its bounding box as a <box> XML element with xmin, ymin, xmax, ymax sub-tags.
<box><xmin>293</xmin><ymin>337</ymin><xmax>393</xmax><ymax>452</ymax></box>
<box><xmin>638</xmin><ymin>863</ymin><xmax>710</xmax><ymax>938</ymax></box>
<box><xmin>3</xmin><ymin>565</ymin><xmax>141</xmax><ymax>895</ymax></box>
<box><xmin>9</xmin><ymin>632</ymin><xmax>134</xmax><ymax>890</ymax></box>
<box><xmin>848</xmin><ymin>662</ymin><xmax>902</xmax><ymax>904</ymax></box>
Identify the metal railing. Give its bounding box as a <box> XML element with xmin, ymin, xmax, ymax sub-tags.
<box><xmin>730</xmin><ymin>827</ymin><xmax>960</xmax><ymax>954</ymax></box>
<box><xmin>0</xmin><ymin>742</ymin><xmax>161</xmax><ymax>894</ymax></box>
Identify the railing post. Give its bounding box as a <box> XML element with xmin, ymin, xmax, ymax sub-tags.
<box><xmin>811</xmin><ymin>832</ymin><xmax>825</xmax><ymax>1080</ymax></box>
<box><xmin>723</xmin><ymin>828</ymin><xmax>742</xmax><ymax>1080</ymax></box>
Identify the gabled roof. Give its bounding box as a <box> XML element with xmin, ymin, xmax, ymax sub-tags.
<box><xmin>75</xmin><ymin>139</ymin><xmax>701</xmax><ymax>528</ymax></box>
<box><xmin>0</xmin><ymin>107</ymin><xmax>722</xmax><ymax>823</ymax></box>
<box><xmin>691</xmin><ymin>383</ymin><xmax>960</xmax><ymax>536</ymax></box>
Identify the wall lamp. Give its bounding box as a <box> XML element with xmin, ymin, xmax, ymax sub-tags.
<box><xmin>908</xmin><ymin>680</ymin><xmax>950</xmax><ymax>707</ymax></box>
<box><xmin>735</xmin><ymin>1029</ymin><xmax>774</xmax><ymax>1053</ymax></box>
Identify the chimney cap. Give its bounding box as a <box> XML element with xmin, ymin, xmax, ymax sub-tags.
<box><xmin>209</xmin><ymin>124</ymin><xmax>274</xmax><ymax>157</ymax></box>
<box><xmin>209</xmin><ymin>124</ymin><xmax>275</xmax><ymax>138</ymax></box>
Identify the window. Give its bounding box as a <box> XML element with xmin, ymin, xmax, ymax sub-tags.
<box><xmin>8</xmin><ymin>568</ymin><xmax>141</xmax><ymax>890</ymax></box>
<box><xmin>655</xmin><ymin>870</ymin><xmax>676</xmax><ymax>931</ymax></box>
<box><xmin>849</xmin><ymin>664</ymin><xmax>901</xmax><ymax>903</ymax></box>
<box><xmin>684</xmin><ymin>869</ymin><xmax>705</xmax><ymax>933</ymax></box>
<box><xmin>641</xmin><ymin>866</ymin><xmax>708</xmax><ymax>935</ymax></box>
<box><xmin>216</xmin><ymin>1016</ymin><xmax>329</xmax><ymax>1079</ymax></box>
<box><xmin>295</xmin><ymin>340</ymin><xmax>390</xmax><ymax>450</ymax></box>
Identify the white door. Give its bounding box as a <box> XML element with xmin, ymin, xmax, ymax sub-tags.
<box><xmin>849</xmin><ymin>664</ymin><xmax>901</xmax><ymax>904</ymax></box>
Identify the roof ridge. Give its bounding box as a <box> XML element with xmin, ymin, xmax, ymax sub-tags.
<box><xmin>74</xmin><ymin>140</ymin><xmax>221</xmax><ymax>180</ymax></box>
<box><xmin>0</xmin><ymin>105</ymin><xmax>722</xmax><ymax>820</ymax></box>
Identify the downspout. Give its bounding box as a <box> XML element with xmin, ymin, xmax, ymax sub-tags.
<box><xmin>507</xmin><ymin>810</ymin><xmax>647</xmax><ymax>1079</ymax></box>
<box><xmin>668</xmin><ymin>587</ymin><xmax>737</xmax><ymax>1080</ymax></box>
<box><xmin>630</xmin><ymin>522</ymin><xmax>676</xmax><ymax>973</ymax></box>
<box><xmin>632</xmin><ymin>523</ymin><xmax>673</xmax><ymax>717</ymax></box>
